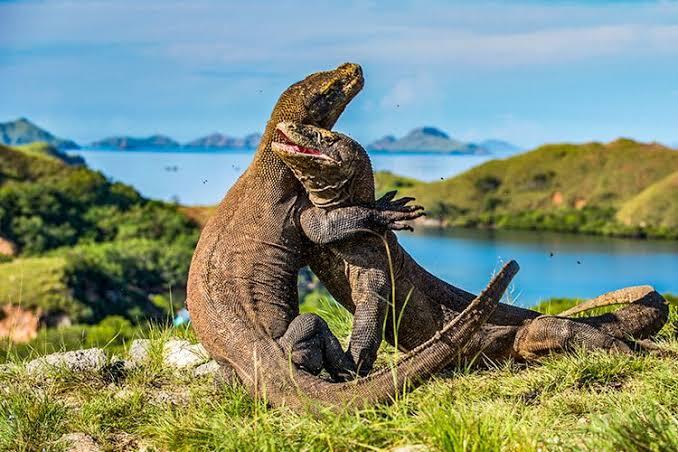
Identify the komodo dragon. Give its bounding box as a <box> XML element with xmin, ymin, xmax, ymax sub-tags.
<box><xmin>271</xmin><ymin>122</ymin><xmax>669</xmax><ymax>365</ymax></box>
<box><xmin>186</xmin><ymin>62</ymin><xmax>520</xmax><ymax>411</ymax></box>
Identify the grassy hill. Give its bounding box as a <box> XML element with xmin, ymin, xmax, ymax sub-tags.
<box><xmin>616</xmin><ymin>170</ymin><xmax>678</xmax><ymax>230</ymax></box>
<box><xmin>377</xmin><ymin>139</ymin><xmax>678</xmax><ymax>239</ymax></box>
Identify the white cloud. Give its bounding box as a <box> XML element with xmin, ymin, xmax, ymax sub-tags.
<box><xmin>4</xmin><ymin>1</ymin><xmax>678</xmax><ymax>70</ymax></box>
<box><xmin>380</xmin><ymin>75</ymin><xmax>436</xmax><ymax>109</ymax></box>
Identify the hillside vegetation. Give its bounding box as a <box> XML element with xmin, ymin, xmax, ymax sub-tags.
<box><xmin>0</xmin><ymin>142</ymin><xmax>199</xmax><ymax>325</ymax></box>
<box><xmin>377</xmin><ymin>139</ymin><xmax>678</xmax><ymax>238</ymax></box>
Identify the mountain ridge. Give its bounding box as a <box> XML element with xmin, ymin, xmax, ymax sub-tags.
<box><xmin>0</xmin><ymin>118</ymin><xmax>80</xmax><ymax>150</ymax></box>
<box><xmin>367</xmin><ymin>126</ymin><xmax>518</xmax><ymax>155</ymax></box>
<box><xmin>1</xmin><ymin>117</ymin><xmax>521</xmax><ymax>154</ymax></box>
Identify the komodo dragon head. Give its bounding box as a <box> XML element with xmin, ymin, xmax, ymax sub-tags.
<box><xmin>271</xmin><ymin>122</ymin><xmax>375</xmax><ymax>208</ymax></box>
<box><xmin>268</xmin><ymin>63</ymin><xmax>364</xmax><ymax>134</ymax></box>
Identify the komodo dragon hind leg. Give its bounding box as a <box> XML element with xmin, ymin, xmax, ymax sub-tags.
<box><xmin>513</xmin><ymin>315</ymin><xmax>632</xmax><ymax>360</ymax></box>
<box><xmin>511</xmin><ymin>286</ymin><xmax>669</xmax><ymax>360</ymax></box>
<box><xmin>277</xmin><ymin>313</ymin><xmax>356</xmax><ymax>382</ymax></box>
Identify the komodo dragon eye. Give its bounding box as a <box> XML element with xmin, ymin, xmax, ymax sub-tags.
<box><xmin>322</xmin><ymin>136</ymin><xmax>337</xmax><ymax>146</ymax></box>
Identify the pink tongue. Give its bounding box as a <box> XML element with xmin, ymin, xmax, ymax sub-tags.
<box><xmin>293</xmin><ymin>144</ymin><xmax>321</xmax><ymax>155</ymax></box>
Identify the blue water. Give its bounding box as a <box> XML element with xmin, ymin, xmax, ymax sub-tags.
<box><xmin>399</xmin><ymin>228</ymin><xmax>677</xmax><ymax>306</ymax></box>
<box><xmin>70</xmin><ymin>148</ymin><xmax>491</xmax><ymax>205</ymax></box>
<box><xmin>68</xmin><ymin>148</ymin><xmax>677</xmax><ymax>306</ymax></box>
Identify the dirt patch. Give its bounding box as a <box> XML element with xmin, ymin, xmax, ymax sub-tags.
<box><xmin>0</xmin><ymin>304</ymin><xmax>40</xmax><ymax>343</ymax></box>
<box><xmin>551</xmin><ymin>191</ymin><xmax>564</xmax><ymax>206</ymax></box>
<box><xmin>0</xmin><ymin>236</ymin><xmax>17</xmax><ymax>256</ymax></box>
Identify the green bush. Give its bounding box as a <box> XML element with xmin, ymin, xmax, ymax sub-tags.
<box><xmin>53</xmin><ymin>238</ymin><xmax>195</xmax><ymax>323</ymax></box>
<box><xmin>0</xmin><ymin>144</ymin><xmax>197</xmax><ymax>255</ymax></box>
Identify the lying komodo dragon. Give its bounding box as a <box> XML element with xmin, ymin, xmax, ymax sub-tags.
<box><xmin>186</xmin><ymin>62</ymin><xmax>520</xmax><ymax>411</ymax></box>
<box><xmin>271</xmin><ymin>122</ymin><xmax>670</xmax><ymax>367</ymax></box>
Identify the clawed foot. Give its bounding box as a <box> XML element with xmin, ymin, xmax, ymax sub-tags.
<box><xmin>374</xmin><ymin>190</ymin><xmax>425</xmax><ymax>231</ymax></box>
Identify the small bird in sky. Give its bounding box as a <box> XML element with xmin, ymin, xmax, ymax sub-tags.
<box><xmin>549</xmin><ymin>252</ymin><xmax>554</xmax><ymax>257</ymax></box>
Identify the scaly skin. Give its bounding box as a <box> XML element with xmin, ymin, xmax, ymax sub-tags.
<box><xmin>273</xmin><ymin>123</ymin><xmax>669</xmax><ymax>364</ymax></box>
<box><xmin>186</xmin><ymin>64</ymin><xmax>519</xmax><ymax>411</ymax></box>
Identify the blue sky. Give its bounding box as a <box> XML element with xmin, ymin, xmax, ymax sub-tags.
<box><xmin>1</xmin><ymin>0</ymin><xmax>677</xmax><ymax>148</ymax></box>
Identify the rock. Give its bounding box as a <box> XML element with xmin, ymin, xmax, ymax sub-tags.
<box><xmin>194</xmin><ymin>359</ymin><xmax>221</xmax><ymax>377</ymax></box>
<box><xmin>128</xmin><ymin>339</ymin><xmax>152</xmax><ymax>365</ymax></box>
<box><xmin>194</xmin><ymin>359</ymin><xmax>238</xmax><ymax>383</ymax></box>
<box><xmin>391</xmin><ymin>445</ymin><xmax>429</xmax><ymax>452</ymax></box>
<box><xmin>149</xmin><ymin>388</ymin><xmax>190</xmax><ymax>407</ymax></box>
<box><xmin>59</xmin><ymin>432</ymin><xmax>101</xmax><ymax>452</ymax></box>
<box><xmin>26</xmin><ymin>348</ymin><xmax>107</xmax><ymax>375</ymax></box>
<box><xmin>163</xmin><ymin>339</ymin><xmax>209</xmax><ymax>369</ymax></box>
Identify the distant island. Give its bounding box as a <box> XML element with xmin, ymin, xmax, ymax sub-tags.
<box><xmin>91</xmin><ymin>132</ymin><xmax>263</xmax><ymax>150</ymax></box>
<box><xmin>184</xmin><ymin>132</ymin><xmax>262</xmax><ymax>149</ymax></box>
<box><xmin>367</xmin><ymin>127</ymin><xmax>519</xmax><ymax>155</ymax></box>
<box><xmin>1</xmin><ymin>117</ymin><xmax>524</xmax><ymax>155</ymax></box>
<box><xmin>0</xmin><ymin>118</ymin><xmax>80</xmax><ymax>150</ymax></box>
<box><xmin>90</xmin><ymin>135</ymin><xmax>181</xmax><ymax>150</ymax></box>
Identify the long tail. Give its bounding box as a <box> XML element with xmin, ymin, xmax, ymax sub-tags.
<box><xmin>224</xmin><ymin>260</ymin><xmax>519</xmax><ymax>411</ymax></box>
<box><xmin>559</xmin><ymin>285</ymin><xmax>669</xmax><ymax>340</ymax></box>
<box><xmin>560</xmin><ymin>285</ymin><xmax>657</xmax><ymax>316</ymax></box>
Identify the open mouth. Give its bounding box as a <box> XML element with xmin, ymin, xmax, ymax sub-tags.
<box><xmin>273</xmin><ymin>129</ymin><xmax>322</xmax><ymax>156</ymax></box>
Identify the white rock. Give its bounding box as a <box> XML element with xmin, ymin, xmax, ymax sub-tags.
<box><xmin>26</xmin><ymin>348</ymin><xmax>106</xmax><ymax>375</ymax></box>
<box><xmin>149</xmin><ymin>388</ymin><xmax>190</xmax><ymax>407</ymax></box>
<box><xmin>59</xmin><ymin>432</ymin><xmax>101</xmax><ymax>452</ymax></box>
<box><xmin>163</xmin><ymin>339</ymin><xmax>209</xmax><ymax>369</ymax></box>
<box><xmin>391</xmin><ymin>446</ymin><xmax>429</xmax><ymax>452</ymax></box>
<box><xmin>194</xmin><ymin>359</ymin><xmax>221</xmax><ymax>377</ymax></box>
<box><xmin>128</xmin><ymin>339</ymin><xmax>152</xmax><ymax>365</ymax></box>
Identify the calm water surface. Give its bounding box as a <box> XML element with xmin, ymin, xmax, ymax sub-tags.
<box><xmin>69</xmin><ymin>149</ymin><xmax>677</xmax><ymax>306</ymax></box>
<box><xmin>72</xmin><ymin>148</ymin><xmax>491</xmax><ymax>205</ymax></box>
<box><xmin>399</xmin><ymin>228</ymin><xmax>677</xmax><ymax>306</ymax></box>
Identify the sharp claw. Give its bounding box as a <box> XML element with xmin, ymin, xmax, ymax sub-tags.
<box><xmin>390</xmin><ymin>222</ymin><xmax>413</xmax><ymax>231</ymax></box>
<box><xmin>392</xmin><ymin>197</ymin><xmax>415</xmax><ymax>207</ymax></box>
<box><xmin>379</xmin><ymin>190</ymin><xmax>397</xmax><ymax>202</ymax></box>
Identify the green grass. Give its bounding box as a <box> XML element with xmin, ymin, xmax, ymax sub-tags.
<box><xmin>0</xmin><ymin>256</ymin><xmax>75</xmax><ymax>314</ymax></box>
<box><xmin>1</xmin><ymin>298</ymin><xmax>676</xmax><ymax>451</ymax></box>
<box><xmin>617</xmin><ymin>170</ymin><xmax>678</xmax><ymax>230</ymax></box>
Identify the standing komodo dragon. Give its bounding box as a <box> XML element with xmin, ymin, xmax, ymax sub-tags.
<box><xmin>186</xmin><ymin>62</ymin><xmax>519</xmax><ymax>411</ymax></box>
<box><xmin>271</xmin><ymin>122</ymin><xmax>669</xmax><ymax>366</ymax></box>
